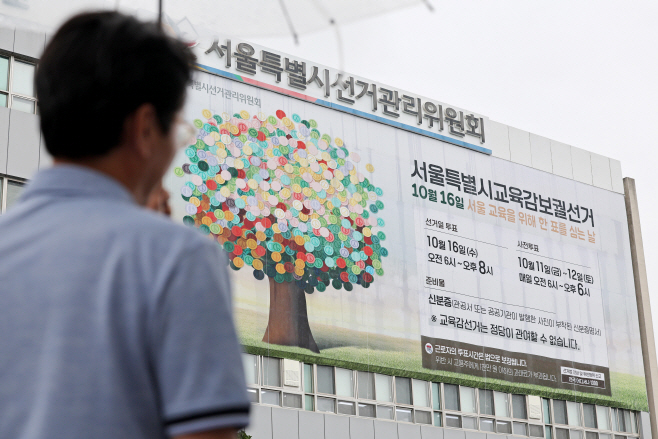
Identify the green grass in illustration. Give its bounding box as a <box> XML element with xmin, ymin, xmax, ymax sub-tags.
<box><xmin>236</xmin><ymin>308</ymin><xmax>647</xmax><ymax>411</ymax></box>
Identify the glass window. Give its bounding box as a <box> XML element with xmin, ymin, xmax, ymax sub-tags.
<box><xmin>497</xmin><ymin>420</ymin><xmax>512</xmax><ymax>434</ymax></box>
<box><xmin>622</xmin><ymin>410</ymin><xmax>632</xmax><ymax>433</ymax></box>
<box><xmin>571</xmin><ymin>430</ymin><xmax>583</xmax><ymax>439</ymax></box>
<box><xmin>513</xmin><ymin>395</ymin><xmax>528</xmax><ymax>419</ymax></box>
<box><xmin>432</xmin><ymin>383</ymin><xmax>441</xmax><ymax>410</ymax></box>
<box><xmin>597</xmin><ymin>406</ymin><xmax>610</xmax><ymax>431</ymax></box>
<box><xmin>544</xmin><ymin>399</ymin><xmax>552</xmax><ymax>424</ymax></box>
<box><xmin>317</xmin><ymin>365</ymin><xmax>334</xmax><ymax>394</ymax></box>
<box><xmin>246</xmin><ymin>388</ymin><xmax>258</xmax><ymax>403</ymax></box>
<box><xmin>481</xmin><ymin>418</ymin><xmax>496</xmax><ymax>432</ymax></box>
<box><xmin>416</xmin><ymin>410</ymin><xmax>432</xmax><ymax>425</ymax></box>
<box><xmin>283</xmin><ymin>393</ymin><xmax>302</xmax><ymax>408</ymax></box>
<box><xmin>412</xmin><ymin>380</ymin><xmax>429</xmax><ymax>407</ymax></box>
<box><xmin>556</xmin><ymin>428</ymin><xmax>570</xmax><ymax>439</ymax></box>
<box><xmin>546</xmin><ymin>426</ymin><xmax>553</xmax><ymax>439</ymax></box>
<box><xmin>357</xmin><ymin>371</ymin><xmax>375</xmax><ymax>400</ymax></box>
<box><xmin>358</xmin><ymin>403</ymin><xmax>375</xmax><ymax>418</ymax></box>
<box><xmin>375</xmin><ymin>374</ymin><xmax>393</xmax><ymax>402</ymax></box>
<box><xmin>337</xmin><ymin>400</ymin><xmax>355</xmax><ymax>415</ymax></box>
<box><xmin>335</xmin><ymin>368</ymin><xmax>353</xmax><ymax>397</ymax></box>
<box><xmin>6</xmin><ymin>180</ymin><xmax>25</xmax><ymax>211</ymax></box>
<box><xmin>242</xmin><ymin>354</ymin><xmax>258</xmax><ymax>385</ymax></box>
<box><xmin>262</xmin><ymin>357</ymin><xmax>280</xmax><ymax>387</ymax></box>
<box><xmin>615</xmin><ymin>436</ymin><xmax>626</xmax><ymax>439</ymax></box>
<box><xmin>303</xmin><ymin>364</ymin><xmax>313</xmax><ymax>393</ymax></box>
<box><xmin>583</xmin><ymin>404</ymin><xmax>597</xmax><ymax>429</ymax></box>
<box><xmin>599</xmin><ymin>434</ymin><xmax>611</xmax><ymax>439</ymax></box>
<box><xmin>480</xmin><ymin>389</ymin><xmax>494</xmax><ymax>415</ymax></box>
<box><xmin>460</xmin><ymin>386</ymin><xmax>477</xmax><ymax>413</ymax></box>
<box><xmin>554</xmin><ymin>401</ymin><xmax>568</xmax><ymax>425</ymax></box>
<box><xmin>305</xmin><ymin>395</ymin><xmax>314</xmax><ymax>411</ymax></box>
<box><xmin>377</xmin><ymin>405</ymin><xmax>394</xmax><ymax>420</ymax></box>
<box><xmin>611</xmin><ymin>409</ymin><xmax>618</xmax><ymax>432</ymax></box>
<box><xmin>444</xmin><ymin>384</ymin><xmax>460</xmax><ymax>411</ymax></box>
<box><xmin>0</xmin><ymin>56</ymin><xmax>8</xmax><ymax>91</ymax></box>
<box><xmin>317</xmin><ymin>396</ymin><xmax>335</xmax><ymax>413</ymax></box>
<box><xmin>567</xmin><ymin>401</ymin><xmax>581</xmax><ymax>426</ymax></box>
<box><xmin>0</xmin><ymin>93</ymin><xmax>6</xmax><ymax>107</ymax></box>
<box><xmin>631</xmin><ymin>412</ymin><xmax>638</xmax><ymax>434</ymax></box>
<box><xmin>463</xmin><ymin>416</ymin><xmax>477</xmax><ymax>430</ymax></box>
<box><xmin>12</xmin><ymin>96</ymin><xmax>34</xmax><ymax>113</ymax></box>
<box><xmin>434</xmin><ymin>412</ymin><xmax>442</xmax><ymax>427</ymax></box>
<box><xmin>514</xmin><ymin>422</ymin><xmax>529</xmax><ymax>436</ymax></box>
<box><xmin>446</xmin><ymin>413</ymin><xmax>461</xmax><ymax>428</ymax></box>
<box><xmin>261</xmin><ymin>389</ymin><xmax>280</xmax><ymax>405</ymax></box>
<box><xmin>495</xmin><ymin>392</ymin><xmax>510</xmax><ymax>418</ymax></box>
<box><xmin>396</xmin><ymin>407</ymin><xmax>413</xmax><ymax>423</ymax></box>
<box><xmin>586</xmin><ymin>432</ymin><xmax>598</xmax><ymax>439</ymax></box>
<box><xmin>12</xmin><ymin>61</ymin><xmax>36</xmax><ymax>97</ymax></box>
<box><xmin>530</xmin><ymin>425</ymin><xmax>545</xmax><ymax>437</ymax></box>
<box><xmin>395</xmin><ymin>377</ymin><xmax>412</xmax><ymax>405</ymax></box>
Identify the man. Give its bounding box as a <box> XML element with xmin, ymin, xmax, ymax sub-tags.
<box><xmin>0</xmin><ymin>11</ymin><xmax>250</xmax><ymax>439</ymax></box>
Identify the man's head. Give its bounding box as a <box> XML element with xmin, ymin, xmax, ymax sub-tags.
<box><xmin>36</xmin><ymin>11</ymin><xmax>194</xmax><ymax>203</ymax></box>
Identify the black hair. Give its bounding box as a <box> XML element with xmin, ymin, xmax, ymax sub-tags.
<box><xmin>36</xmin><ymin>11</ymin><xmax>195</xmax><ymax>159</ymax></box>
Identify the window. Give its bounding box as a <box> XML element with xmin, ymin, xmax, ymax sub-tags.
<box><xmin>0</xmin><ymin>178</ymin><xmax>26</xmax><ymax>213</ymax></box>
<box><xmin>583</xmin><ymin>404</ymin><xmax>597</xmax><ymax>429</ymax></box>
<box><xmin>514</xmin><ymin>422</ymin><xmax>528</xmax><ymax>436</ymax></box>
<box><xmin>432</xmin><ymin>383</ymin><xmax>441</xmax><ymax>410</ymax></box>
<box><xmin>335</xmin><ymin>368</ymin><xmax>353</xmax><ymax>398</ymax></box>
<box><xmin>357</xmin><ymin>371</ymin><xmax>375</xmax><ymax>400</ymax></box>
<box><xmin>0</xmin><ymin>55</ymin><xmax>37</xmax><ymax>113</ymax></box>
<box><xmin>416</xmin><ymin>410</ymin><xmax>432</xmax><ymax>425</ymax></box>
<box><xmin>494</xmin><ymin>392</ymin><xmax>510</xmax><ymax>418</ymax></box>
<box><xmin>460</xmin><ymin>387</ymin><xmax>477</xmax><ymax>413</ymax></box>
<box><xmin>261</xmin><ymin>389</ymin><xmax>280</xmax><ymax>406</ymax></box>
<box><xmin>317</xmin><ymin>366</ymin><xmax>334</xmax><ymax>394</ymax></box>
<box><xmin>375</xmin><ymin>374</ymin><xmax>393</xmax><ymax>402</ymax></box>
<box><xmin>481</xmin><ymin>418</ymin><xmax>496</xmax><ymax>432</ymax></box>
<box><xmin>446</xmin><ymin>413</ymin><xmax>462</xmax><ymax>428</ymax></box>
<box><xmin>395</xmin><ymin>377</ymin><xmax>412</xmax><ymax>405</ymax></box>
<box><xmin>358</xmin><ymin>402</ymin><xmax>375</xmax><ymax>418</ymax></box>
<box><xmin>434</xmin><ymin>411</ymin><xmax>442</xmax><ymax>427</ymax></box>
<box><xmin>317</xmin><ymin>396</ymin><xmax>335</xmax><ymax>413</ymax></box>
<box><xmin>554</xmin><ymin>401</ymin><xmax>568</xmax><ymax>425</ymax></box>
<box><xmin>412</xmin><ymin>380</ymin><xmax>429</xmax><ymax>407</ymax></box>
<box><xmin>303</xmin><ymin>364</ymin><xmax>314</xmax><ymax>393</ymax></box>
<box><xmin>305</xmin><ymin>395</ymin><xmax>314</xmax><ymax>411</ymax></box>
<box><xmin>377</xmin><ymin>405</ymin><xmax>394</xmax><ymax>420</ymax></box>
<box><xmin>337</xmin><ymin>400</ymin><xmax>355</xmax><ymax>415</ymax></box>
<box><xmin>544</xmin><ymin>398</ymin><xmax>552</xmax><ymax>424</ymax></box>
<box><xmin>567</xmin><ymin>401</ymin><xmax>582</xmax><ymax>426</ymax></box>
<box><xmin>242</xmin><ymin>354</ymin><xmax>258</xmax><ymax>385</ymax></box>
<box><xmin>262</xmin><ymin>357</ymin><xmax>280</xmax><ymax>387</ymax></box>
<box><xmin>283</xmin><ymin>393</ymin><xmax>302</xmax><ymax>408</ymax></box>
<box><xmin>497</xmin><ymin>420</ymin><xmax>512</xmax><ymax>434</ymax></box>
<box><xmin>463</xmin><ymin>416</ymin><xmax>477</xmax><ymax>430</ymax></box>
<box><xmin>480</xmin><ymin>389</ymin><xmax>495</xmax><ymax>415</ymax></box>
<box><xmin>596</xmin><ymin>406</ymin><xmax>610</xmax><ymax>431</ymax></box>
<box><xmin>530</xmin><ymin>424</ymin><xmax>545</xmax><ymax>437</ymax></box>
<box><xmin>513</xmin><ymin>395</ymin><xmax>528</xmax><ymax>419</ymax></box>
<box><xmin>444</xmin><ymin>384</ymin><xmax>460</xmax><ymax>411</ymax></box>
<box><xmin>556</xmin><ymin>428</ymin><xmax>570</xmax><ymax>439</ymax></box>
<box><xmin>396</xmin><ymin>407</ymin><xmax>413</xmax><ymax>423</ymax></box>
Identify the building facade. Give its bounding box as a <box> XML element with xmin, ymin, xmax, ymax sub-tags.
<box><xmin>1</xmin><ymin>27</ymin><xmax>654</xmax><ymax>439</ymax></box>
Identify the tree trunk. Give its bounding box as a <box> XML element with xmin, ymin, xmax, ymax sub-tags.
<box><xmin>262</xmin><ymin>278</ymin><xmax>320</xmax><ymax>353</ymax></box>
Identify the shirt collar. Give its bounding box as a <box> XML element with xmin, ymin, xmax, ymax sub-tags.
<box><xmin>21</xmin><ymin>164</ymin><xmax>136</xmax><ymax>205</ymax></box>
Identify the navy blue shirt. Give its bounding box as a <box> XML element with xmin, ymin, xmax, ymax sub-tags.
<box><xmin>0</xmin><ymin>165</ymin><xmax>249</xmax><ymax>438</ymax></box>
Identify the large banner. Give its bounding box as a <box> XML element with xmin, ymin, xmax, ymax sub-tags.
<box><xmin>165</xmin><ymin>68</ymin><xmax>647</xmax><ymax>410</ymax></box>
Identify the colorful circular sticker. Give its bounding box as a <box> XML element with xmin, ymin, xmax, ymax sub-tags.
<box><xmin>177</xmin><ymin>110</ymin><xmax>387</xmax><ymax>293</ymax></box>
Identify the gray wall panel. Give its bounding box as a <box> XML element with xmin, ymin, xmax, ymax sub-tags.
<box><xmin>486</xmin><ymin>433</ymin><xmax>507</xmax><ymax>439</ymax></box>
<box><xmin>0</xmin><ymin>27</ymin><xmax>14</xmax><ymax>52</ymax></box>
<box><xmin>570</xmin><ymin>146</ymin><xmax>593</xmax><ymax>185</ymax></box>
<box><xmin>421</xmin><ymin>425</ymin><xmax>444</xmax><ymax>439</ymax></box>
<box><xmin>590</xmin><ymin>152</ymin><xmax>612</xmax><ymax>190</ymax></box>
<box><xmin>299</xmin><ymin>411</ymin><xmax>325</xmax><ymax>439</ymax></box>
<box><xmin>465</xmin><ymin>431</ymin><xmax>486</xmax><ymax>439</ymax></box>
<box><xmin>398</xmin><ymin>422</ymin><xmax>421</xmax><ymax>439</ymax></box>
<box><xmin>508</xmin><ymin>126</ymin><xmax>532</xmax><ymax>167</ymax></box>
<box><xmin>529</xmin><ymin>133</ymin><xmax>553</xmax><ymax>173</ymax></box>
<box><xmin>610</xmin><ymin>158</ymin><xmax>624</xmax><ymax>194</ymax></box>
<box><xmin>374</xmin><ymin>420</ymin><xmax>399</xmax><ymax>439</ymax></box>
<box><xmin>324</xmin><ymin>414</ymin><xmax>349</xmax><ymax>439</ymax></box>
<box><xmin>6</xmin><ymin>109</ymin><xmax>40</xmax><ymax>179</ymax></box>
<box><xmin>550</xmin><ymin>140</ymin><xmax>573</xmax><ymax>179</ymax></box>
<box><xmin>350</xmin><ymin>416</ymin><xmax>374</xmax><ymax>439</ymax></box>
<box><xmin>0</xmin><ymin>106</ymin><xmax>9</xmax><ymax>174</ymax></box>
<box><xmin>444</xmin><ymin>428</ymin><xmax>466</xmax><ymax>439</ymax></box>
<box><xmin>245</xmin><ymin>404</ymin><xmax>273</xmax><ymax>439</ymax></box>
<box><xmin>272</xmin><ymin>407</ymin><xmax>299</xmax><ymax>439</ymax></box>
<box><xmin>488</xmin><ymin>120</ymin><xmax>510</xmax><ymax>161</ymax></box>
<box><xmin>13</xmin><ymin>28</ymin><xmax>45</xmax><ymax>59</ymax></box>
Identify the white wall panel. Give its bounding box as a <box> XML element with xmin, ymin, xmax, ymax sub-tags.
<box><xmin>374</xmin><ymin>420</ymin><xmax>398</xmax><ymax>439</ymax></box>
<box><xmin>529</xmin><ymin>133</ymin><xmax>553</xmax><ymax>173</ymax></box>
<box><xmin>6</xmin><ymin>109</ymin><xmax>40</xmax><ymax>179</ymax></box>
<box><xmin>245</xmin><ymin>404</ymin><xmax>273</xmax><ymax>439</ymax></box>
<box><xmin>0</xmin><ymin>27</ymin><xmax>14</xmax><ymax>52</ymax></box>
<box><xmin>398</xmin><ymin>422</ymin><xmax>421</xmax><ymax>439</ymax></box>
<box><xmin>421</xmin><ymin>425</ymin><xmax>444</xmax><ymax>439</ymax></box>
<box><xmin>571</xmin><ymin>147</ymin><xmax>593</xmax><ymax>185</ymax></box>
<box><xmin>590</xmin><ymin>153</ymin><xmax>612</xmax><ymax>190</ymax></box>
<box><xmin>350</xmin><ymin>416</ymin><xmax>374</xmax><ymax>439</ymax></box>
<box><xmin>299</xmin><ymin>410</ymin><xmax>324</xmax><ymax>439</ymax></box>
<box><xmin>610</xmin><ymin>159</ymin><xmax>624</xmax><ymax>194</ymax></box>
<box><xmin>508</xmin><ymin>126</ymin><xmax>532</xmax><ymax>167</ymax></box>
<box><xmin>13</xmin><ymin>28</ymin><xmax>45</xmax><ymax>59</ymax></box>
<box><xmin>324</xmin><ymin>413</ymin><xmax>349</xmax><ymax>439</ymax></box>
<box><xmin>487</xmin><ymin>120</ymin><xmax>510</xmax><ymax>161</ymax></box>
<box><xmin>444</xmin><ymin>427</ymin><xmax>467</xmax><ymax>439</ymax></box>
<box><xmin>272</xmin><ymin>407</ymin><xmax>298</xmax><ymax>439</ymax></box>
<box><xmin>550</xmin><ymin>140</ymin><xmax>573</xmax><ymax>179</ymax></box>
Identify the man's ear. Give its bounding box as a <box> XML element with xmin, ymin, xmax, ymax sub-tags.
<box><xmin>126</xmin><ymin>103</ymin><xmax>160</xmax><ymax>159</ymax></box>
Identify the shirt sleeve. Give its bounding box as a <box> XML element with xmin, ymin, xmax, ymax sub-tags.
<box><xmin>149</xmin><ymin>237</ymin><xmax>250</xmax><ymax>437</ymax></box>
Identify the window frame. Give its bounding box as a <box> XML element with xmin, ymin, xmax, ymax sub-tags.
<box><xmin>0</xmin><ymin>53</ymin><xmax>38</xmax><ymax>114</ymax></box>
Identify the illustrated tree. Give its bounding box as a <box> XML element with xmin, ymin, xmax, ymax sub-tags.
<box><xmin>176</xmin><ymin>108</ymin><xmax>387</xmax><ymax>353</ymax></box>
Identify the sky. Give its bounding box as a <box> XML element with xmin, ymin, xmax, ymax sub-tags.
<box><xmin>246</xmin><ymin>0</ymin><xmax>658</xmax><ymax>352</ymax></box>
